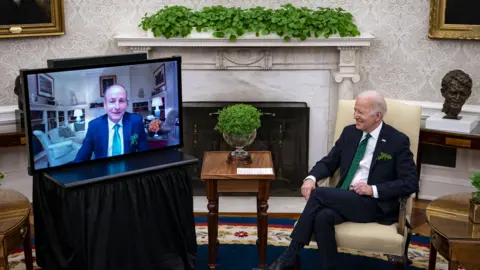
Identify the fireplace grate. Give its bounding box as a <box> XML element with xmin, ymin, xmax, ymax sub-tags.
<box><xmin>181</xmin><ymin>101</ymin><xmax>309</xmax><ymax>197</ymax></box>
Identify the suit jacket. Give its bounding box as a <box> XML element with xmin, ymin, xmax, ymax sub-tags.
<box><xmin>308</xmin><ymin>122</ymin><xmax>418</xmax><ymax>225</ymax></box>
<box><xmin>74</xmin><ymin>112</ymin><xmax>149</xmax><ymax>162</ymax></box>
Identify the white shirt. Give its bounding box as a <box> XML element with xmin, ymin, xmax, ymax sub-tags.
<box><xmin>107</xmin><ymin>117</ymin><xmax>124</xmax><ymax>157</ymax></box>
<box><xmin>305</xmin><ymin>122</ymin><xmax>383</xmax><ymax>198</ymax></box>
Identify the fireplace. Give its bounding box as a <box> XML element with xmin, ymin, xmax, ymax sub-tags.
<box><xmin>114</xmin><ymin>31</ymin><xmax>374</xmax><ymax>197</ymax></box>
<box><xmin>182</xmin><ymin>101</ymin><xmax>309</xmax><ymax>196</ymax></box>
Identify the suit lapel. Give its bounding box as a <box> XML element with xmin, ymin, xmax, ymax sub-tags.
<box><xmin>369</xmin><ymin>124</ymin><xmax>389</xmax><ymax>175</ymax></box>
<box><xmin>102</xmin><ymin>116</ymin><xmax>109</xmax><ymax>157</ymax></box>
<box><xmin>123</xmin><ymin>113</ymin><xmax>131</xmax><ymax>154</ymax></box>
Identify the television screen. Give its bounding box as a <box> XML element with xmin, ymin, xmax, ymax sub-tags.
<box><xmin>21</xmin><ymin>56</ymin><xmax>183</xmax><ymax>173</ymax></box>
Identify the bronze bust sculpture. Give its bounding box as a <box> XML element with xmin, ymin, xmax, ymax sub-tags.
<box><xmin>440</xmin><ymin>70</ymin><xmax>473</xmax><ymax>120</ymax></box>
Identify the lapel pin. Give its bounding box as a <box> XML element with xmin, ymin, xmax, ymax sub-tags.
<box><xmin>381</xmin><ymin>139</ymin><xmax>386</xmax><ymax>143</ymax></box>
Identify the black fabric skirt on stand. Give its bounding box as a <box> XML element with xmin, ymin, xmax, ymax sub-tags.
<box><xmin>33</xmin><ymin>167</ymin><xmax>197</xmax><ymax>270</ymax></box>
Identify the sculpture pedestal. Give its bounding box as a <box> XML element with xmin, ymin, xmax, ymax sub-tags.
<box><xmin>426</xmin><ymin>112</ymin><xmax>479</xmax><ymax>133</ymax></box>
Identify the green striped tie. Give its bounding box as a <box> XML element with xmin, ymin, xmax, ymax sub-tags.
<box><xmin>112</xmin><ymin>124</ymin><xmax>121</xmax><ymax>156</ymax></box>
<box><xmin>340</xmin><ymin>133</ymin><xmax>371</xmax><ymax>190</ymax></box>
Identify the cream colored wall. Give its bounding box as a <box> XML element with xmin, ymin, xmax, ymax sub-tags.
<box><xmin>0</xmin><ymin>1</ymin><xmax>479</xmax><ymax>107</ymax></box>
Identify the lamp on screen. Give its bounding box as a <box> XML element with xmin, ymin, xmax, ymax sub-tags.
<box><xmin>73</xmin><ymin>109</ymin><xmax>83</xmax><ymax>122</ymax></box>
<box><xmin>152</xmin><ymin>97</ymin><xmax>163</xmax><ymax>118</ymax></box>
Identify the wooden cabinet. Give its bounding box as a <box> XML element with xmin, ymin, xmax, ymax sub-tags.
<box><xmin>132</xmin><ymin>101</ymin><xmax>149</xmax><ymax>114</ymax></box>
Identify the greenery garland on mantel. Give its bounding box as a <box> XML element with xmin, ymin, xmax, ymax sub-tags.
<box><xmin>139</xmin><ymin>4</ymin><xmax>360</xmax><ymax>42</ymax></box>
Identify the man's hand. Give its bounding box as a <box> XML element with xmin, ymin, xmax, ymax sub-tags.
<box><xmin>353</xmin><ymin>182</ymin><xmax>373</xmax><ymax>196</ymax></box>
<box><xmin>301</xmin><ymin>180</ymin><xmax>315</xmax><ymax>200</ymax></box>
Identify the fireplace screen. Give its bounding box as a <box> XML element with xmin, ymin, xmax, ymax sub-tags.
<box><xmin>181</xmin><ymin>101</ymin><xmax>309</xmax><ymax>197</ymax></box>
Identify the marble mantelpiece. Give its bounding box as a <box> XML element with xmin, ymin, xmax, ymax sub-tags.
<box><xmin>114</xmin><ymin>32</ymin><xmax>374</xmax><ymax>170</ymax></box>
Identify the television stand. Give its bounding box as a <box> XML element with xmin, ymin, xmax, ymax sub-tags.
<box><xmin>32</xmin><ymin>149</ymin><xmax>199</xmax><ymax>270</ymax></box>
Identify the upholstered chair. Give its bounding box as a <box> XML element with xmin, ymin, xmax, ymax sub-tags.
<box><xmin>295</xmin><ymin>98</ymin><xmax>421</xmax><ymax>269</ymax></box>
<box><xmin>163</xmin><ymin>108</ymin><xmax>178</xmax><ymax>132</ymax></box>
<box><xmin>32</xmin><ymin>130</ymin><xmax>81</xmax><ymax>167</ymax></box>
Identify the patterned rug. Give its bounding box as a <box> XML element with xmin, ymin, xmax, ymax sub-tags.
<box><xmin>8</xmin><ymin>216</ymin><xmax>454</xmax><ymax>270</ymax></box>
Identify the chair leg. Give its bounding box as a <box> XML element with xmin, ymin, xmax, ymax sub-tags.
<box><xmin>294</xmin><ymin>254</ymin><xmax>301</xmax><ymax>270</ymax></box>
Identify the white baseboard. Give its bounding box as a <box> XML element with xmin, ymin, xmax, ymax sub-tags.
<box><xmin>419</xmin><ymin>176</ymin><xmax>476</xmax><ymax>201</ymax></box>
<box><xmin>0</xmin><ymin>105</ymin><xmax>19</xmax><ymax>124</ymax></box>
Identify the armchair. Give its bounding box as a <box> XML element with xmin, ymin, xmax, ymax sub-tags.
<box><xmin>295</xmin><ymin>98</ymin><xmax>421</xmax><ymax>269</ymax></box>
<box><xmin>163</xmin><ymin>108</ymin><xmax>178</xmax><ymax>132</ymax></box>
<box><xmin>33</xmin><ymin>130</ymin><xmax>81</xmax><ymax>167</ymax></box>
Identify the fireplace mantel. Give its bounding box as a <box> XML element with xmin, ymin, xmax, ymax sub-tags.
<box><xmin>114</xmin><ymin>32</ymin><xmax>374</xmax><ymax>48</ymax></box>
<box><xmin>113</xmin><ymin>32</ymin><xmax>375</xmax><ymax>168</ymax></box>
<box><xmin>114</xmin><ymin>32</ymin><xmax>375</xmax><ymax>100</ymax></box>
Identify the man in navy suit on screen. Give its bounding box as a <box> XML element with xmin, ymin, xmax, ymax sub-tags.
<box><xmin>267</xmin><ymin>90</ymin><xmax>419</xmax><ymax>270</ymax></box>
<box><xmin>74</xmin><ymin>84</ymin><xmax>149</xmax><ymax>162</ymax></box>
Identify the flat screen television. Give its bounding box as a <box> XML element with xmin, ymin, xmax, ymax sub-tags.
<box><xmin>20</xmin><ymin>56</ymin><xmax>183</xmax><ymax>174</ymax></box>
<box><xmin>47</xmin><ymin>53</ymin><xmax>147</xmax><ymax>68</ymax></box>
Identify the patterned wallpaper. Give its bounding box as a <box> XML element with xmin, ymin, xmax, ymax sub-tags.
<box><xmin>0</xmin><ymin>0</ymin><xmax>479</xmax><ymax>106</ymax></box>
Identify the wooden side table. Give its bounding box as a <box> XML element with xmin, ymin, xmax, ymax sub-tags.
<box><xmin>200</xmin><ymin>151</ymin><xmax>275</xmax><ymax>270</ymax></box>
<box><xmin>0</xmin><ymin>188</ymin><xmax>33</xmax><ymax>270</ymax></box>
<box><xmin>417</xmin><ymin>124</ymin><xmax>480</xmax><ymax>199</ymax></box>
<box><xmin>426</xmin><ymin>192</ymin><xmax>480</xmax><ymax>270</ymax></box>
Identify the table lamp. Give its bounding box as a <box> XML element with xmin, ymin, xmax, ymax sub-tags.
<box><xmin>152</xmin><ymin>97</ymin><xmax>163</xmax><ymax>118</ymax></box>
<box><xmin>73</xmin><ymin>109</ymin><xmax>83</xmax><ymax>122</ymax></box>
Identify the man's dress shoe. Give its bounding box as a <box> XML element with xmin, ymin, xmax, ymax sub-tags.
<box><xmin>266</xmin><ymin>259</ymin><xmax>294</xmax><ymax>270</ymax></box>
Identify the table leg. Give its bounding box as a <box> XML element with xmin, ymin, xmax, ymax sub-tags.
<box><xmin>256</xmin><ymin>180</ymin><xmax>270</xmax><ymax>269</ymax></box>
<box><xmin>23</xmin><ymin>221</ymin><xmax>34</xmax><ymax>270</ymax></box>
<box><xmin>415</xmin><ymin>143</ymin><xmax>423</xmax><ymax>200</ymax></box>
<box><xmin>428</xmin><ymin>232</ymin><xmax>437</xmax><ymax>270</ymax></box>
<box><xmin>448</xmin><ymin>261</ymin><xmax>459</xmax><ymax>270</ymax></box>
<box><xmin>206</xmin><ymin>179</ymin><xmax>219</xmax><ymax>270</ymax></box>
<box><xmin>0</xmin><ymin>239</ymin><xmax>8</xmax><ymax>270</ymax></box>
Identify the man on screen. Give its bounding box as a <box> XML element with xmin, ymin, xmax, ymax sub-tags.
<box><xmin>74</xmin><ymin>84</ymin><xmax>149</xmax><ymax>162</ymax></box>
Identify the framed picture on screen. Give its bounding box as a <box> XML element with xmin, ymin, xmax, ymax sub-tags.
<box><xmin>37</xmin><ymin>73</ymin><xmax>54</xmax><ymax>98</ymax></box>
<box><xmin>99</xmin><ymin>75</ymin><xmax>117</xmax><ymax>97</ymax></box>
<box><xmin>153</xmin><ymin>64</ymin><xmax>166</xmax><ymax>91</ymax></box>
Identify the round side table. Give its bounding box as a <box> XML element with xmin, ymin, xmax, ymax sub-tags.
<box><xmin>0</xmin><ymin>188</ymin><xmax>33</xmax><ymax>270</ymax></box>
<box><xmin>426</xmin><ymin>192</ymin><xmax>480</xmax><ymax>270</ymax></box>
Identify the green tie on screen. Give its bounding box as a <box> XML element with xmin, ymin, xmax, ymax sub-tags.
<box><xmin>339</xmin><ymin>133</ymin><xmax>372</xmax><ymax>190</ymax></box>
<box><xmin>112</xmin><ymin>124</ymin><xmax>121</xmax><ymax>156</ymax></box>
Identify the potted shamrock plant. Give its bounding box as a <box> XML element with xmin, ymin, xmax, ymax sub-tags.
<box><xmin>469</xmin><ymin>173</ymin><xmax>480</xmax><ymax>223</ymax></box>
<box><xmin>214</xmin><ymin>104</ymin><xmax>261</xmax><ymax>165</ymax></box>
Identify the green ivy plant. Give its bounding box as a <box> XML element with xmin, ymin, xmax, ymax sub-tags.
<box><xmin>471</xmin><ymin>173</ymin><xmax>480</xmax><ymax>203</ymax></box>
<box><xmin>139</xmin><ymin>4</ymin><xmax>360</xmax><ymax>41</ymax></box>
<box><xmin>214</xmin><ymin>104</ymin><xmax>261</xmax><ymax>134</ymax></box>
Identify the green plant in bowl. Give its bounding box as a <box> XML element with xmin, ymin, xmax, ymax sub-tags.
<box><xmin>471</xmin><ymin>173</ymin><xmax>480</xmax><ymax>203</ymax></box>
<box><xmin>214</xmin><ymin>104</ymin><xmax>261</xmax><ymax>164</ymax></box>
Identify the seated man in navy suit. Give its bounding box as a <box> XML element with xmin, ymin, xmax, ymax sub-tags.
<box><xmin>74</xmin><ymin>84</ymin><xmax>149</xmax><ymax>162</ymax></box>
<box><xmin>268</xmin><ymin>90</ymin><xmax>418</xmax><ymax>270</ymax></box>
